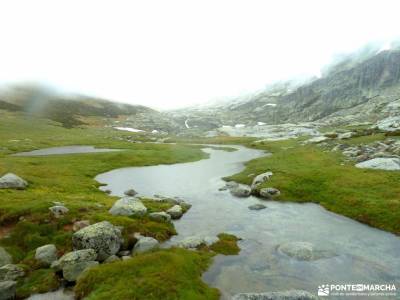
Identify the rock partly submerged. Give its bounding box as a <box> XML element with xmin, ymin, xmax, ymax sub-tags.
<box><xmin>232</xmin><ymin>290</ymin><xmax>319</xmax><ymax>300</ymax></box>
<box><xmin>124</xmin><ymin>189</ymin><xmax>138</xmax><ymax>197</ymax></box>
<box><xmin>166</xmin><ymin>205</ymin><xmax>183</xmax><ymax>219</ymax></box>
<box><xmin>277</xmin><ymin>241</ymin><xmax>335</xmax><ymax>261</ymax></box>
<box><xmin>177</xmin><ymin>236</ymin><xmax>219</xmax><ymax>249</ymax></box>
<box><xmin>230</xmin><ymin>184</ymin><xmax>252</xmax><ymax>197</ymax></box>
<box><xmin>248</xmin><ymin>203</ymin><xmax>267</xmax><ymax>210</ymax></box>
<box><xmin>72</xmin><ymin>221</ymin><xmax>122</xmax><ymax>261</ymax></box>
<box><xmin>0</xmin><ymin>173</ymin><xmax>28</xmax><ymax>190</ymax></box>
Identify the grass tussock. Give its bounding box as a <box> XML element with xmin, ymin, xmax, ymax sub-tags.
<box><xmin>16</xmin><ymin>268</ymin><xmax>60</xmax><ymax>298</ymax></box>
<box><xmin>74</xmin><ymin>248</ymin><xmax>220</xmax><ymax>300</ymax></box>
<box><xmin>209</xmin><ymin>233</ymin><xmax>241</xmax><ymax>255</ymax></box>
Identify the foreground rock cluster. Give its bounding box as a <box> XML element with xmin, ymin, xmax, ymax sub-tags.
<box><xmin>0</xmin><ymin>187</ymin><xmax>195</xmax><ymax>299</ymax></box>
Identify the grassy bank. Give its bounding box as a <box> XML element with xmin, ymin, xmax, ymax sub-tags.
<box><xmin>165</xmin><ymin>134</ymin><xmax>399</xmax><ymax>234</ymax></box>
<box><xmin>0</xmin><ymin>110</ymin><xmax>222</xmax><ymax>298</ymax></box>
<box><xmin>225</xmin><ymin>137</ymin><xmax>400</xmax><ymax>234</ymax></box>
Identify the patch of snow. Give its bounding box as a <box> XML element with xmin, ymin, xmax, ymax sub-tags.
<box><xmin>185</xmin><ymin>119</ymin><xmax>190</xmax><ymax>129</ymax></box>
<box><xmin>235</xmin><ymin>124</ymin><xmax>246</xmax><ymax>128</ymax></box>
<box><xmin>262</xmin><ymin>103</ymin><xmax>277</xmax><ymax>107</ymax></box>
<box><xmin>257</xmin><ymin>122</ymin><xmax>266</xmax><ymax>126</ymax></box>
<box><xmin>151</xmin><ymin>130</ymin><xmax>159</xmax><ymax>134</ymax></box>
<box><xmin>114</xmin><ymin>127</ymin><xmax>145</xmax><ymax>133</ymax></box>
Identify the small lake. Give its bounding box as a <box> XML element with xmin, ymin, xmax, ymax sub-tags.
<box><xmin>13</xmin><ymin>145</ymin><xmax>121</xmax><ymax>156</ymax></box>
<box><xmin>96</xmin><ymin>146</ymin><xmax>400</xmax><ymax>300</ymax></box>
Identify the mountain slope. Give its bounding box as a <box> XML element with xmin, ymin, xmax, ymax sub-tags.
<box><xmin>0</xmin><ymin>85</ymin><xmax>155</xmax><ymax>128</ymax></box>
<box><xmin>170</xmin><ymin>49</ymin><xmax>400</xmax><ymax>133</ymax></box>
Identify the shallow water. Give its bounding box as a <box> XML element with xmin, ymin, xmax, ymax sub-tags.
<box><xmin>96</xmin><ymin>146</ymin><xmax>400</xmax><ymax>299</ymax></box>
<box><xmin>27</xmin><ymin>288</ymin><xmax>74</xmax><ymax>300</ymax></box>
<box><xmin>13</xmin><ymin>145</ymin><xmax>121</xmax><ymax>156</ymax></box>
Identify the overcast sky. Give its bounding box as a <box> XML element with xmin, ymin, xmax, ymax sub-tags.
<box><xmin>0</xmin><ymin>0</ymin><xmax>399</xmax><ymax>109</ymax></box>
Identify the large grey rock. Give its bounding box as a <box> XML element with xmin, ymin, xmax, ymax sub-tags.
<box><xmin>51</xmin><ymin>249</ymin><xmax>97</xmax><ymax>271</ymax></box>
<box><xmin>232</xmin><ymin>290</ymin><xmax>319</xmax><ymax>300</ymax></box>
<box><xmin>62</xmin><ymin>261</ymin><xmax>98</xmax><ymax>282</ymax></box>
<box><xmin>355</xmin><ymin>157</ymin><xmax>400</xmax><ymax>170</ymax></box>
<box><xmin>35</xmin><ymin>244</ymin><xmax>57</xmax><ymax>266</ymax></box>
<box><xmin>259</xmin><ymin>188</ymin><xmax>281</xmax><ymax>199</ymax></box>
<box><xmin>277</xmin><ymin>242</ymin><xmax>335</xmax><ymax>261</ymax></box>
<box><xmin>133</xmin><ymin>236</ymin><xmax>159</xmax><ymax>254</ymax></box>
<box><xmin>0</xmin><ymin>281</ymin><xmax>16</xmax><ymax>300</ymax></box>
<box><xmin>0</xmin><ymin>264</ymin><xmax>25</xmax><ymax>281</ymax></box>
<box><xmin>230</xmin><ymin>184</ymin><xmax>252</xmax><ymax>197</ymax></box>
<box><xmin>0</xmin><ymin>173</ymin><xmax>28</xmax><ymax>189</ymax></box>
<box><xmin>251</xmin><ymin>172</ymin><xmax>273</xmax><ymax>188</ymax></box>
<box><xmin>72</xmin><ymin>221</ymin><xmax>122</xmax><ymax>261</ymax></box>
<box><xmin>149</xmin><ymin>211</ymin><xmax>171</xmax><ymax>222</ymax></box>
<box><xmin>0</xmin><ymin>247</ymin><xmax>12</xmax><ymax>267</ymax></box>
<box><xmin>49</xmin><ymin>205</ymin><xmax>69</xmax><ymax>218</ymax></box>
<box><xmin>166</xmin><ymin>205</ymin><xmax>183</xmax><ymax>219</ymax></box>
<box><xmin>109</xmin><ymin>197</ymin><xmax>147</xmax><ymax>216</ymax></box>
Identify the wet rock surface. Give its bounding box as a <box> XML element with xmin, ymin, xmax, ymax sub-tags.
<box><xmin>248</xmin><ymin>204</ymin><xmax>267</xmax><ymax>210</ymax></box>
<box><xmin>277</xmin><ymin>241</ymin><xmax>335</xmax><ymax>261</ymax></box>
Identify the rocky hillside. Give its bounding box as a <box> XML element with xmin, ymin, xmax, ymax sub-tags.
<box><xmin>169</xmin><ymin>48</ymin><xmax>400</xmax><ymax>134</ymax></box>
